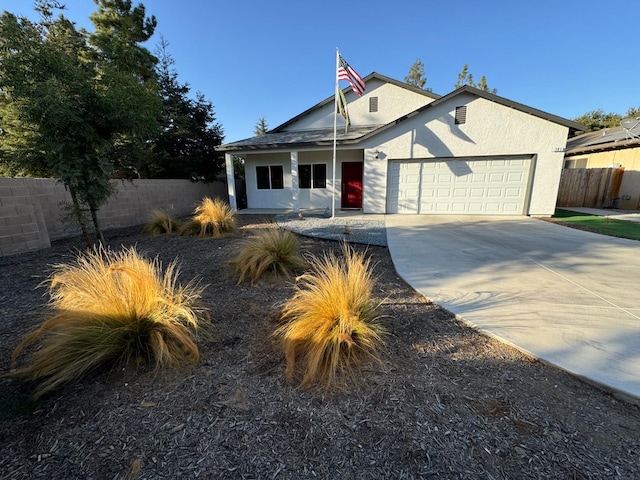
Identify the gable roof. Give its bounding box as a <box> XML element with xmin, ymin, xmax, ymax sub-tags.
<box><xmin>217</xmin><ymin>78</ymin><xmax>584</xmax><ymax>153</ymax></box>
<box><xmin>565</xmin><ymin>122</ymin><xmax>640</xmax><ymax>156</ymax></box>
<box><xmin>269</xmin><ymin>72</ymin><xmax>440</xmax><ymax>133</ymax></box>
<box><xmin>430</xmin><ymin>86</ymin><xmax>585</xmax><ymax>133</ymax></box>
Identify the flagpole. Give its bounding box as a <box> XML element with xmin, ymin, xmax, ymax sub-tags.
<box><xmin>331</xmin><ymin>47</ymin><xmax>339</xmax><ymax>219</ymax></box>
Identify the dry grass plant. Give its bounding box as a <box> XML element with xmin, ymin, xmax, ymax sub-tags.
<box><xmin>230</xmin><ymin>229</ymin><xmax>307</xmax><ymax>284</ymax></box>
<box><xmin>8</xmin><ymin>246</ymin><xmax>207</xmax><ymax>398</ymax></box>
<box><xmin>275</xmin><ymin>243</ymin><xmax>386</xmax><ymax>388</ymax></box>
<box><xmin>180</xmin><ymin>197</ymin><xmax>236</xmax><ymax>237</ymax></box>
<box><xmin>142</xmin><ymin>209</ymin><xmax>180</xmax><ymax>235</ymax></box>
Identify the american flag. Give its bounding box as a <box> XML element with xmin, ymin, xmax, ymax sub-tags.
<box><xmin>338</xmin><ymin>55</ymin><xmax>365</xmax><ymax>96</ymax></box>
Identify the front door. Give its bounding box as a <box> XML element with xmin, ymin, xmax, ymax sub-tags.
<box><xmin>341</xmin><ymin>162</ymin><xmax>363</xmax><ymax>209</ymax></box>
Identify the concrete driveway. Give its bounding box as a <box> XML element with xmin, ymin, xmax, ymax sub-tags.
<box><xmin>385</xmin><ymin>215</ymin><xmax>640</xmax><ymax>402</ymax></box>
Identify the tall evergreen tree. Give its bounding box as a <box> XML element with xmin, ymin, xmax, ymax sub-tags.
<box><xmin>146</xmin><ymin>38</ymin><xmax>224</xmax><ymax>180</ymax></box>
<box><xmin>455</xmin><ymin>64</ymin><xmax>497</xmax><ymax>94</ymax></box>
<box><xmin>404</xmin><ymin>59</ymin><xmax>427</xmax><ymax>89</ymax></box>
<box><xmin>254</xmin><ymin>117</ymin><xmax>268</xmax><ymax>136</ymax></box>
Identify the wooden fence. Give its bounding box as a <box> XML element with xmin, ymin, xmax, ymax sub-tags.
<box><xmin>556</xmin><ymin>167</ymin><xmax>624</xmax><ymax>208</ymax></box>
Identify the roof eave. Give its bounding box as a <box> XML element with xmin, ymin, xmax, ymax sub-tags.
<box><xmin>216</xmin><ymin>137</ymin><xmax>364</xmax><ymax>153</ymax></box>
<box><xmin>441</xmin><ymin>86</ymin><xmax>586</xmax><ymax>132</ymax></box>
<box><xmin>565</xmin><ymin>138</ymin><xmax>640</xmax><ymax>156</ymax></box>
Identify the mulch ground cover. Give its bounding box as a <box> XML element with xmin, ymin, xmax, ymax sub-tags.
<box><xmin>1</xmin><ymin>214</ymin><xmax>638</xmax><ymax>479</ymax></box>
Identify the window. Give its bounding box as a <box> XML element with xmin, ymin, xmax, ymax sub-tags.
<box><xmin>369</xmin><ymin>96</ymin><xmax>378</xmax><ymax>113</ymax></box>
<box><xmin>256</xmin><ymin>166</ymin><xmax>270</xmax><ymax>189</ymax></box>
<box><xmin>313</xmin><ymin>164</ymin><xmax>326</xmax><ymax>188</ymax></box>
<box><xmin>256</xmin><ymin>165</ymin><xmax>284</xmax><ymax>189</ymax></box>
<box><xmin>455</xmin><ymin>105</ymin><xmax>467</xmax><ymax>125</ymax></box>
<box><xmin>299</xmin><ymin>165</ymin><xmax>311</xmax><ymax>189</ymax></box>
<box><xmin>298</xmin><ymin>163</ymin><xmax>327</xmax><ymax>189</ymax></box>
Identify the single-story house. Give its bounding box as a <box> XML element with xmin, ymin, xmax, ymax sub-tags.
<box><xmin>564</xmin><ymin>122</ymin><xmax>640</xmax><ymax>210</ymax></box>
<box><xmin>217</xmin><ymin>72</ymin><xmax>583</xmax><ymax>216</ymax></box>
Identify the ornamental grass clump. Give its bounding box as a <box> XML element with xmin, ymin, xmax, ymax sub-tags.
<box><xmin>9</xmin><ymin>246</ymin><xmax>207</xmax><ymax>399</ymax></box>
<box><xmin>142</xmin><ymin>209</ymin><xmax>180</xmax><ymax>235</ymax></box>
<box><xmin>230</xmin><ymin>228</ymin><xmax>307</xmax><ymax>284</ymax></box>
<box><xmin>275</xmin><ymin>243</ymin><xmax>386</xmax><ymax>388</ymax></box>
<box><xmin>180</xmin><ymin>197</ymin><xmax>236</xmax><ymax>237</ymax></box>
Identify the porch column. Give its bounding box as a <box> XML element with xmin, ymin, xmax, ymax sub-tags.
<box><xmin>225</xmin><ymin>153</ymin><xmax>237</xmax><ymax>210</ymax></box>
<box><xmin>291</xmin><ymin>151</ymin><xmax>299</xmax><ymax>213</ymax></box>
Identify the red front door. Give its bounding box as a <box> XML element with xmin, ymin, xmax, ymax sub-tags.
<box><xmin>341</xmin><ymin>162</ymin><xmax>363</xmax><ymax>209</ymax></box>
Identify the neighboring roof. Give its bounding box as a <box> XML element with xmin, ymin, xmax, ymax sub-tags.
<box><xmin>268</xmin><ymin>72</ymin><xmax>441</xmax><ymax>134</ymax></box>
<box><xmin>565</xmin><ymin>122</ymin><xmax>640</xmax><ymax>156</ymax></box>
<box><xmin>217</xmin><ymin>79</ymin><xmax>585</xmax><ymax>153</ymax></box>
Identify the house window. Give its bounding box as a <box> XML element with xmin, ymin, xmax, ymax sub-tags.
<box><xmin>369</xmin><ymin>97</ymin><xmax>378</xmax><ymax>113</ymax></box>
<box><xmin>455</xmin><ymin>105</ymin><xmax>467</xmax><ymax>125</ymax></box>
<box><xmin>313</xmin><ymin>164</ymin><xmax>326</xmax><ymax>188</ymax></box>
<box><xmin>299</xmin><ymin>163</ymin><xmax>327</xmax><ymax>189</ymax></box>
<box><xmin>299</xmin><ymin>165</ymin><xmax>311</xmax><ymax>189</ymax></box>
<box><xmin>256</xmin><ymin>165</ymin><xmax>284</xmax><ymax>189</ymax></box>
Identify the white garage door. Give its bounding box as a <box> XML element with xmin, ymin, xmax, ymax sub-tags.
<box><xmin>387</xmin><ymin>157</ymin><xmax>532</xmax><ymax>215</ymax></box>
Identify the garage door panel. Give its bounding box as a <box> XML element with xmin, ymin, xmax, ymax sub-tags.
<box><xmin>507</xmin><ymin>172</ymin><xmax>523</xmax><ymax>182</ymax></box>
<box><xmin>387</xmin><ymin>157</ymin><xmax>531</xmax><ymax>215</ymax></box>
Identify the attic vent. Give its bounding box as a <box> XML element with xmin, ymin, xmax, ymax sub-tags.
<box><xmin>455</xmin><ymin>105</ymin><xmax>467</xmax><ymax>125</ymax></box>
<box><xmin>369</xmin><ymin>96</ymin><xmax>378</xmax><ymax>113</ymax></box>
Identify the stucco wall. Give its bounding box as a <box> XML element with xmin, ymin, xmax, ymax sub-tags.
<box><xmin>359</xmin><ymin>94</ymin><xmax>569</xmax><ymax>215</ymax></box>
<box><xmin>243</xmin><ymin>150</ymin><xmax>364</xmax><ymax>210</ymax></box>
<box><xmin>0</xmin><ymin>178</ymin><xmax>227</xmax><ymax>257</ymax></box>
<box><xmin>285</xmin><ymin>78</ymin><xmax>436</xmax><ymax>131</ymax></box>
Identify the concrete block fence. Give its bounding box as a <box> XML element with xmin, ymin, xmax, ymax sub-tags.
<box><xmin>0</xmin><ymin>178</ymin><xmax>227</xmax><ymax>257</ymax></box>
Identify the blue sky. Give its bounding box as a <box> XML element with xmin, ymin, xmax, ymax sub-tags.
<box><xmin>3</xmin><ymin>1</ymin><xmax>639</xmax><ymax>143</ymax></box>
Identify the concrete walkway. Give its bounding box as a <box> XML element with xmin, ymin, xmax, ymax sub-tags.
<box><xmin>558</xmin><ymin>207</ymin><xmax>640</xmax><ymax>223</ymax></box>
<box><xmin>385</xmin><ymin>215</ymin><xmax>640</xmax><ymax>402</ymax></box>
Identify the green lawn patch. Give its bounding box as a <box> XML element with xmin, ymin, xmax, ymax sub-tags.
<box><xmin>552</xmin><ymin>209</ymin><xmax>640</xmax><ymax>241</ymax></box>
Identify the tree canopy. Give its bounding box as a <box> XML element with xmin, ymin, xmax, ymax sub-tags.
<box><xmin>404</xmin><ymin>59</ymin><xmax>427</xmax><ymax>90</ymax></box>
<box><xmin>573</xmin><ymin>107</ymin><xmax>640</xmax><ymax>133</ymax></box>
<box><xmin>454</xmin><ymin>64</ymin><xmax>497</xmax><ymax>94</ymax></box>
<box><xmin>144</xmin><ymin>37</ymin><xmax>224</xmax><ymax>181</ymax></box>
<box><xmin>0</xmin><ymin>0</ymin><xmax>161</xmax><ymax>244</ymax></box>
<box><xmin>254</xmin><ymin>117</ymin><xmax>268</xmax><ymax>136</ymax></box>
<box><xmin>0</xmin><ymin>0</ymin><xmax>225</xmax><ymax>244</ymax></box>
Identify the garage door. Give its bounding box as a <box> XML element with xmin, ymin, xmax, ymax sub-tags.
<box><xmin>387</xmin><ymin>157</ymin><xmax>532</xmax><ymax>215</ymax></box>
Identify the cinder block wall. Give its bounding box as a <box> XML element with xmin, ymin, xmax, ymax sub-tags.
<box><xmin>0</xmin><ymin>178</ymin><xmax>227</xmax><ymax>257</ymax></box>
<box><xmin>0</xmin><ymin>178</ymin><xmax>51</xmax><ymax>256</ymax></box>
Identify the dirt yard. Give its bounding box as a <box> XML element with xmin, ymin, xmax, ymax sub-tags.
<box><xmin>1</xmin><ymin>215</ymin><xmax>638</xmax><ymax>479</ymax></box>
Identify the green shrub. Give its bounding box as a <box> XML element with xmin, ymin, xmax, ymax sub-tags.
<box><xmin>275</xmin><ymin>243</ymin><xmax>385</xmax><ymax>388</ymax></box>
<box><xmin>230</xmin><ymin>228</ymin><xmax>307</xmax><ymax>284</ymax></box>
<box><xmin>8</xmin><ymin>246</ymin><xmax>207</xmax><ymax>398</ymax></box>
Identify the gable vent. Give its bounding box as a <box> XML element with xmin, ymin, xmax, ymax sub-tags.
<box><xmin>369</xmin><ymin>96</ymin><xmax>379</xmax><ymax>113</ymax></box>
<box><xmin>455</xmin><ymin>105</ymin><xmax>467</xmax><ymax>125</ymax></box>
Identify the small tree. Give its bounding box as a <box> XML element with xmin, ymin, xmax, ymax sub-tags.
<box><xmin>455</xmin><ymin>64</ymin><xmax>497</xmax><ymax>94</ymax></box>
<box><xmin>404</xmin><ymin>59</ymin><xmax>427</xmax><ymax>89</ymax></box>
<box><xmin>625</xmin><ymin>107</ymin><xmax>640</xmax><ymax>118</ymax></box>
<box><xmin>0</xmin><ymin>0</ymin><xmax>161</xmax><ymax>246</ymax></box>
<box><xmin>454</xmin><ymin>64</ymin><xmax>473</xmax><ymax>89</ymax></box>
<box><xmin>476</xmin><ymin>75</ymin><xmax>497</xmax><ymax>94</ymax></box>
<box><xmin>254</xmin><ymin>117</ymin><xmax>268</xmax><ymax>136</ymax></box>
<box><xmin>573</xmin><ymin>109</ymin><xmax>622</xmax><ymax>133</ymax></box>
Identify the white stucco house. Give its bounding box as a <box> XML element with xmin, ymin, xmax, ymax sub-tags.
<box><xmin>218</xmin><ymin>73</ymin><xmax>584</xmax><ymax>216</ymax></box>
